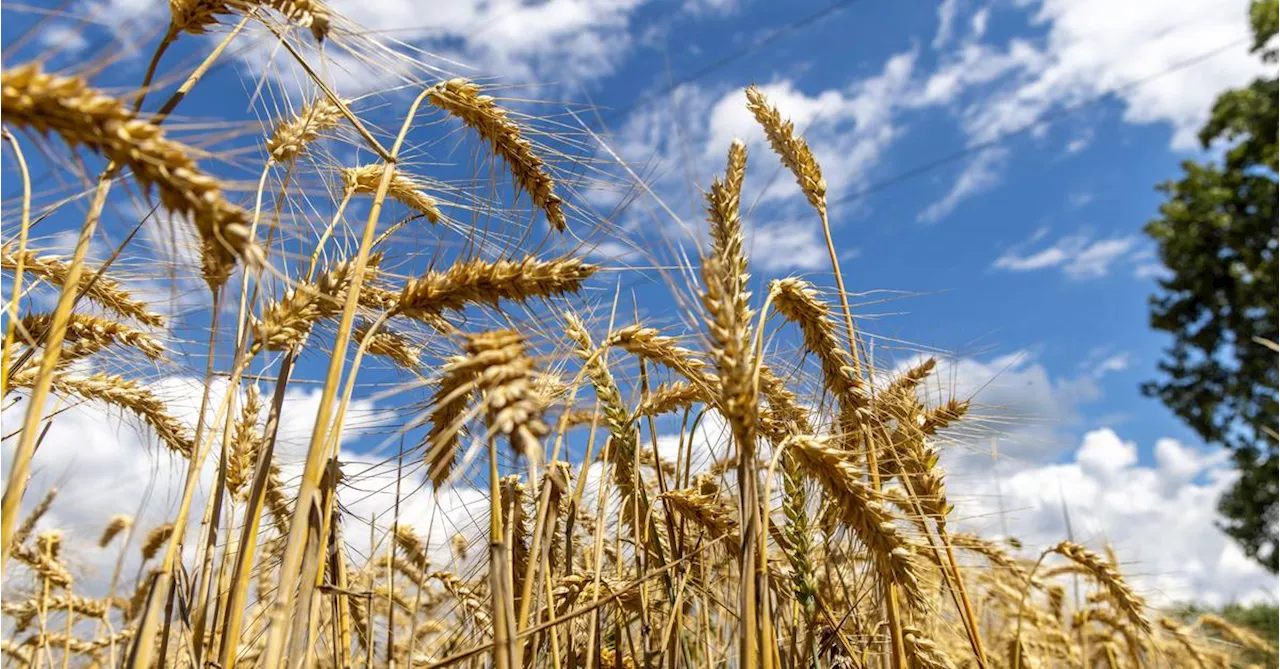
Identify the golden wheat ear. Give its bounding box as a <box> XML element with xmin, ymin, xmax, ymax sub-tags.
<box><xmin>342</xmin><ymin>165</ymin><xmax>444</xmax><ymax>224</ymax></box>
<box><xmin>19</xmin><ymin>313</ymin><xmax>165</xmax><ymax>360</ymax></box>
<box><xmin>427</xmin><ymin>79</ymin><xmax>566</xmax><ymax>231</ymax></box>
<box><xmin>354</xmin><ymin>320</ymin><xmax>421</xmax><ymax>369</ymax></box>
<box><xmin>170</xmin><ymin>0</ymin><xmax>331</xmax><ymax>41</ymax></box>
<box><xmin>2</xmin><ymin>245</ymin><xmax>165</xmax><ymax>327</ymax></box>
<box><xmin>267</xmin><ymin>96</ymin><xmax>345</xmax><ymax>164</ymax></box>
<box><xmin>0</xmin><ymin>65</ymin><xmax>262</xmax><ymax>286</ymax></box>
<box><xmin>745</xmin><ymin>85</ymin><xmax>827</xmax><ymax>219</ymax></box>
<box><xmin>1049</xmin><ymin>541</ymin><xmax>1150</xmax><ymax>634</ymax></box>
<box><xmin>140</xmin><ymin>523</ymin><xmax>175</xmax><ymax>562</ymax></box>
<box><xmin>98</xmin><ymin>514</ymin><xmax>134</xmax><ymax>548</ymax></box>
<box><xmin>395</xmin><ymin>256</ymin><xmax>597</xmax><ymax>321</ymax></box>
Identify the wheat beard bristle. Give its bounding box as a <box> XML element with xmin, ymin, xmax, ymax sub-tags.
<box><xmin>0</xmin><ymin>64</ymin><xmax>263</xmax><ymax>287</ymax></box>
<box><xmin>427</xmin><ymin>78</ymin><xmax>566</xmax><ymax>231</ymax></box>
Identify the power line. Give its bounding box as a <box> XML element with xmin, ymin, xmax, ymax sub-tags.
<box><xmin>833</xmin><ymin>36</ymin><xmax>1250</xmax><ymax>208</ymax></box>
<box><xmin>603</xmin><ymin>0</ymin><xmax>865</xmax><ymax>122</ymax></box>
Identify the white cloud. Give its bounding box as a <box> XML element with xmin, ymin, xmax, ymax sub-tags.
<box><xmin>909</xmin><ymin>0</ymin><xmax>1266</xmax><ymax>218</ymax></box>
<box><xmin>917</xmin><ymin>147</ymin><xmax>1008</xmax><ymax>223</ymax></box>
<box><xmin>38</xmin><ymin>24</ymin><xmax>90</xmax><ymax>56</ymax></box>
<box><xmin>1064</xmin><ymin>132</ymin><xmax>1093</xmax><ymax>154</ymax></box>
<box><xmin>1063</xmin><ymin>236</ymin><xmax>1142</xmax><ymax>279</ymax></box>
<box><xmin>682</xmin><ymin>0</ymin><xmax>739</xmax><ymax>16</ymax></box>
<box><xmin>80</xmin><ymin>0</ymin><xmax>663</xmax><ymax>95</ymax></box>
<box><xmin>970</xmin><ymin>8</ymin><xmax>989</xmax><ymax>41</ymax></box>
<box><xmin>895</xmin><ymin>349</ymin><xmax>1105</xmax><ymax>465</ymax></box>
<box><xmin>592</xmin><ymin>51</ymin><xmax>916</xmax><ymax>270</ymax></box>
<box><xmin>992</xmin><ymin>230</ymin><xmax>1142</xmax><ymax>280</ymax></box>
<box><xmin>1076</xmin><ymin>426</ymin><xmax>1138</xmax><ymax>477</ymax></box>
<box><xmin>1089</xmin><ymin>352</ymin><xmax>1130</xmax><ymax>377</ymax></box>
<box><xmin>933</xmin><ymin>0</ymin><xmax>960</xmax><ymax>50</ymax></box>
<box><xmin>955</xmin><ymin>428</ymin><xmax>1274</xmax><ymax>607</ymax></box>
<box><xmin>747</xmin><ymin>220</ymin><xmax>833</xmax><ymax>273</ymax></box>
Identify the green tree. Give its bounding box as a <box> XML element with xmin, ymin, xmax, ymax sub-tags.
<box><xmin>1143</xmin><ymin>0</ymin><xmax>1279</xmax><ymax>572</ymax></box>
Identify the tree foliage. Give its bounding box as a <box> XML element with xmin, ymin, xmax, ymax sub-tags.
<box><xmin>1143</xmin><ymin>0</ymin><xmax>1279</xmax><ymax>572</ymax></box>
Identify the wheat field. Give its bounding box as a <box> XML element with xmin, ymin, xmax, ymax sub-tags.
<box><xmin>0</xmin><ymin>2</ymin><xmax>1274</xmax><ymax>668</ymax></box>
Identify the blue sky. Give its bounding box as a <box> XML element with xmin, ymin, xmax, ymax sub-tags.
<box><xmin>3</xmin><ymin>0</ymin><xmax>1276</xmax><ymax>604</ymax></box>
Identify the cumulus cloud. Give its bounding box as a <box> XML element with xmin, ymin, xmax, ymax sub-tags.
<box><xmin>2</xmin><ymin>375</ymin><xmax>395</xmax><ymax>597</ymax></box>
<box><xmin>954</xmin><ymin>427</ymin><xmax>1274</xmax><ymax>607</ymax></box>
<box><xmin>747</xmin><ymin>220</ymin><xmax>832</xmax><ymax>272</ymax></box>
